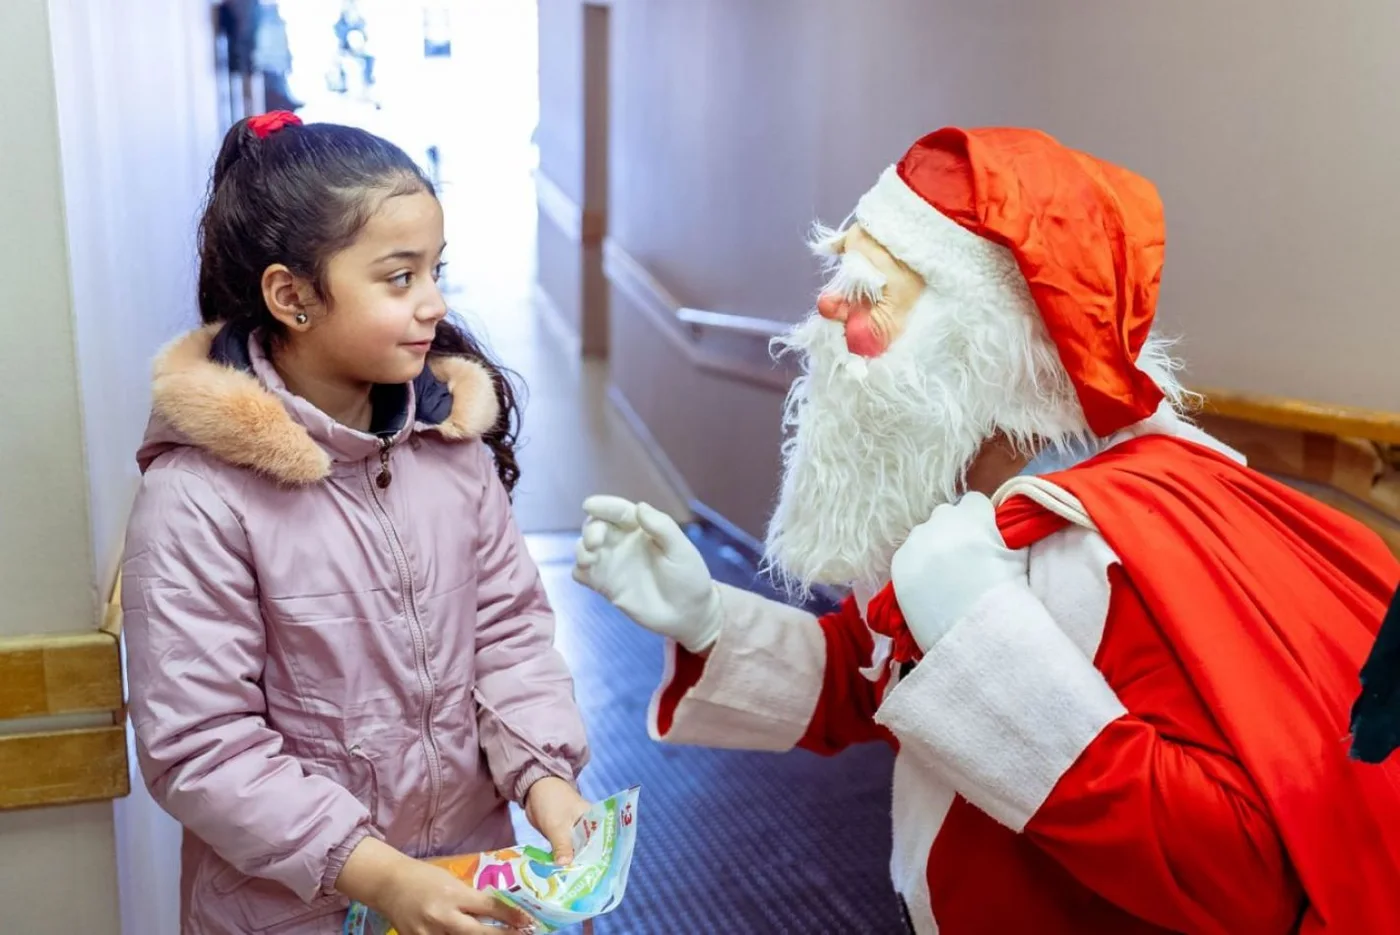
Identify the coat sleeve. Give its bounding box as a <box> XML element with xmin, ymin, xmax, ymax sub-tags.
<box><xmin>122</xmin><ymin>468</ymin><xmax>379</xmax><ymax>904</ymax></box>
<box><xmin>472</xmin><ymin>453</ymin><xmax>590</xmax><ymax>803</ymax></box>
<box><xmin>875</xmin><ymin>540</ymin><xmax>1302</xmax><ymax>935</ymax></box>
<box><xmin>650</xmin><ymin>589</ymin><xmax>890</xmax><ymax>755</ymax></box>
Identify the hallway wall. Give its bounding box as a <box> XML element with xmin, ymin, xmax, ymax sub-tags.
<box><xmin>594</xmin><ymin>0</ymin><xmax>1400</xmax><ymax>537</ymax></box>
<box><xmin>0</xmin><ymin>1</ymin><xmax>221</xmax><ymax>932</ymax></box>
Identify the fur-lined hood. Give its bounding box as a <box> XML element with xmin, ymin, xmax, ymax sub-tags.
<box><xmin>137</xmin><ymin>325</ymin><xmax>499</xmax><ymax>484</ymax></box>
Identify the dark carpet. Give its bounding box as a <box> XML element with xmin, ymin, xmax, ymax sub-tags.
<box><xmin>526</xmin><ymin>522</ymin><xmax>905</xmax><ymax>934</ymax></box>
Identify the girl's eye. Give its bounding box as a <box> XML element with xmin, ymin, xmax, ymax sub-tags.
<box><xmin>432</xmin><ymin>261</ymin><xmax>447</xmax><ymax>282</ymax></box>
<box><xmin>390</xmin><ymin>271</ymin><xmax>413</xmax><ymax>288</ymax></box>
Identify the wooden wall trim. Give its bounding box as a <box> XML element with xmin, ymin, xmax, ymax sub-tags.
<box><xmin>0</xmin><ymin>631</ymin><xmax>122</xmax><ymax>720</ymax></box>
<box><xmin>0</xmin><ymin>574</ymin><xmax>129</xmax><ymax>809</ymax></box>
<box><xmin>0</xmin><ymin>725</ymin><xmax>129</xmax><ymax>810</ymax></box>
<box><xmin>1199</xmin><ymin>387</ymin><xmax>1400</xmax><ymax>446</ymax></box>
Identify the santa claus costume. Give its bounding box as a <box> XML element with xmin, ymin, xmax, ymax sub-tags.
<box><xmin>574</xmin><ymin>128</ymin><xmax>1400</xmax><ymax>934</ymax></box>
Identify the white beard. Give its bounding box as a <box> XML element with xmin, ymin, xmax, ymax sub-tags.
<box><xmin>762</xmin><ymin>286</ymin><xmax>1098</xmax><ymax>598</ymax></box>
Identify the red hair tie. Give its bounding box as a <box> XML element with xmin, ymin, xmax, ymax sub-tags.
<box><xmin>248</xmin><ymin>110</ymin><xmax>302</xmax><ymax>139</ymax></box>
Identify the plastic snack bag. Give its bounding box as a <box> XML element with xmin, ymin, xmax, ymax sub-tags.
<box><xmin>345</xmin><ymin>786</ymin><xmax>640</xmax><ymax>935</ymax></box>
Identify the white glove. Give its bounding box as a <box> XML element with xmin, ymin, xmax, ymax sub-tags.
<box><xmin>572</xmin><ymin>496</ymin><xmax>723</xmax><ymax>654</ymax></box>
<box><xmin>890</xmin><ymin>492</ymin><xmax>1029</xmax><ymax>652</ymax></box>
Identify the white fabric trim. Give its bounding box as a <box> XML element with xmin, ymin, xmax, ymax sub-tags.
<box><xmin>874</xmin><ymin>579</ymin><xmax>1127</xmax><ymax>832</ymax></box>
<box><xmin>993</xmin><ymin>475</ymin><xmax>1096</xmax><ymax>530</ymax></box>
<box><xmin>647</xmin><ymin>584</ymin><xmax>825</xmax><ymax>752</ymax></box>
<box><xmin>1028</xmin><ymin>527</ymin><xmax>1120</xmax><ymax>661</ymax></box>
<box><xmin>853</xmin><ymin>166</ymin><xmax>1032</xmax><ymax>312</ymax></box>
<box><xmin>891</xmin><ymin>753</ymin><xmax>952</xmax><ymax>935</ymax></box>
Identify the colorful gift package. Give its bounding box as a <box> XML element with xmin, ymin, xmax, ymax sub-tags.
<box><xmin>345</xmin><ymin>786</ymin><xmax>641</xmax><ymax>934</ymax></box>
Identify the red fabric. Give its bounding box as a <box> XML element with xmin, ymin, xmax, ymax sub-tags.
<box><xmin>895</xmin><ymin>127</ymin><xmax>1166</xmax><ymax>436</ymax></box>
<box><xmin>654</xmin><ymin>647</ymin><xmax>707</xmax><ymax>738</ymax></box>
<box><xmin>654</xmin><ymin>597</ymin><xmax>893</xmax><ymax>753</ymax></box>
<box><xmin>865</xmin><ymin>494</ymin><xmax>1070</xmax><ymax>664</ymax></box>
<box><xmin>1014</xmin><ymin>435</ymin><xmax>1400</xmax><ymax>933</ymax></box>
<box><xmin>795</xmin><ymin>596</ymin><xmax>894</xmax><ymax>755</ymax></box>
<box><xmin>928</xmin><ymin>565</ymin><xmax>1301</xmax><ymax>933</ymax></box>
<box><xmin>863</xmin><ymin>586</ymin><xmax>921</xmax><ymax>666</ymax></box>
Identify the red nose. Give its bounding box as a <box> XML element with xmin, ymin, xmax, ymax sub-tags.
<box><xmin>817</xmin><ymin>292</ymin><xmax>849</xmax><ymax>321</ymax></box>
<box><xmin>817</xmin><ymin>293</ymin><xmax>885</xmax><ymax>357</ymax></box>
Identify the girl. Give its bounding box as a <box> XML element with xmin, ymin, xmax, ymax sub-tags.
<box><xmin>121</xmin><ymin>112</ymin><xmax>591</xmax><ymax>935</ymax></box>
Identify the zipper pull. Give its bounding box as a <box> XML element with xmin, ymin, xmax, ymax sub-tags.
<box><xmin>376</xmin><ymin>439</ymin><xmax>393</xmax><ymax>489</ymax></box>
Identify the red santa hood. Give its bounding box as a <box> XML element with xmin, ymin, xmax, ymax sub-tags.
<box><xmin>851</xmin><ymin>127</ymin><xmax>1166</xmax><ymax>438</ymax></box>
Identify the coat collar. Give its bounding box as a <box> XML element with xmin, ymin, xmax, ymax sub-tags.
<box><xmin>149</xmin><ymin>325</ymin><xmax>499</xmax><ymax>484</ymax></box>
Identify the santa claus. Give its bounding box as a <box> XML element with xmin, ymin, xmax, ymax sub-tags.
<box><xmin>572</xmin><ymin>127</ymin><xmax>1400</xmax><ymax>933</ymax></box>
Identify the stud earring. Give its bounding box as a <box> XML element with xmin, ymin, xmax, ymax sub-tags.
<box><xmin>295</xmin><ymin>312</ymin><xmax>309</xmax><ymax>325</ymax></box>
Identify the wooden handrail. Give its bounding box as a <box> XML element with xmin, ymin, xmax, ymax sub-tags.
<box><xmin>1197</xmin><ymin>387</ymin><xmax>1400</xmax><ymax>446</ymax></box>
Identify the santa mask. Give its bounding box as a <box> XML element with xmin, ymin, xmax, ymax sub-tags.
<box><xmin>762</xmin><ymin>128</ymin><xmax>1187</xmax><ymax>598</ymax></box>
<box><xmin>762</xmin><ymin>227</ymin><xmax>1089</xmax><ymax>597</ymax></box>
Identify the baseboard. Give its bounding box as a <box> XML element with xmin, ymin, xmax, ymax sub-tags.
<box><xmin>605</xmin><ymin>383</ymin><xmax>697</xmax><ymax>511</ymax></box>
<box><xmin>532</xmin><ymin>283</ymin><xmax>583</xmax><ymax>359</ymax></box>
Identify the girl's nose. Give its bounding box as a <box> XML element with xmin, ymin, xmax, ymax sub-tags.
<box><xmin>421</xmin><ymin>287</ymin><xmax>449</xmax><ymax>323</ymax></box>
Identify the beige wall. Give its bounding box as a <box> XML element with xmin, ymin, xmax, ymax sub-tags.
<box><xmin>0</xmin><ymin>1</ymin><xmax>121</xmax><ymax>924</ymax></box>
<box><xmin>0</xmin><ymin>0</ymin><xmax>219</xmax><ymax>932</ymax></box>
<box><xmin>0</xmin><ymin>2</ymin><xmax>122</xmax><ymax>929</ymax></box>
<box><xmin>594</xmin><ymin>0</ymin><xmax>1400</xmax><ymax>536</ymax></box>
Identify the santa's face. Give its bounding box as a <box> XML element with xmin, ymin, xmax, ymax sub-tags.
<box><xmin>813</xmin><ymin>227</ymin><xmax>924</xmax><ymax>358</ymax></box>
<box><xmin>763</xmin><ymin>225</ymin><xmax>1083</xmax><ymax>597</ymax></box>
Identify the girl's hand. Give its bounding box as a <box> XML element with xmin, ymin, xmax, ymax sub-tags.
<box><xmin>378</xmin><ymin>859</ymin><xmax>535</xmax><ymax>935</ymax></box>
<box><xmin>524</xmin><ymin>776</ymin><xmax>591</xmax><ymax>864</ymax></box>
<box><xmin>337</xmin><ymin>838</ymin><xmax>534</xmax><ymax>935</ymax></box>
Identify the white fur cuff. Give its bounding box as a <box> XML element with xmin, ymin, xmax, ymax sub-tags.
<box><xmin>874</xmin><ymin>580</ymin><xmax>1126</xmax><ymax>832</ymax></box>
<box><xmin>647</xmin><ymin>585</ymin><xmax>826</xmax><ymax>752</ymax></box>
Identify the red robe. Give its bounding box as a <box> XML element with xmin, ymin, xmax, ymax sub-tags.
<box><xmin>655</xmin><ymin>434</ymin><xmax>1400</xmax><ymax>933</ymax></box>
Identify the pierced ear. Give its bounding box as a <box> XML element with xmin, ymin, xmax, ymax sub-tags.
<box><xmin>261</xmin><ymin>264</ymin><xmax>317</xmax><ymax>330</ymax></box>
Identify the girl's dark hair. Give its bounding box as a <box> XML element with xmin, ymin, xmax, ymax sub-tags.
<box><xmin>198</xmin><ymin>117</ymin><xmax>522</xmax><ymax>492</ymax></box>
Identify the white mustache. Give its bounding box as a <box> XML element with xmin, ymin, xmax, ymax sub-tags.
<box><xmin>823</xmin><ymin>251</ymin><xmax>886</xmax><ymax>304</ymax></box>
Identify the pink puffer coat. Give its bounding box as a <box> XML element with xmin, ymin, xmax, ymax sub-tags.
<box><xmin>121</xmin><ymin>326</ymin><xmax>589</xmax><ymax>934</ymax></box>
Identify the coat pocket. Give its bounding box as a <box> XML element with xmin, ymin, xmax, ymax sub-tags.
<box><xmin>348</xmin><ymin>742</ymin><xmax>383</xmax><ymax>827</ymax></box>
<box><xmin>207</xmin><ymin>862</ymin><xmax>347</xmax><ymax>932</ymax></box>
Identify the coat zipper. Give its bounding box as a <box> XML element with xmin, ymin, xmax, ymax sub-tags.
<box><xmin>376</xmin><ymin>437</ymin><xmax>393</xmax><ymax>488</ymax></box>
<box><xmin>364</xmin><ymin>441</ymin><xmax>444</xmax><ymax>852</ymax></box>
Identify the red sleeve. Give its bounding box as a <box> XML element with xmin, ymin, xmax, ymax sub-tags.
<box><xmin>1024</xmin><ymin>567</ymin><xmax>1303</xmax><ymax>934</ymax></box>
<box><xmin>796</xmin><ymin>597</ymin><xmax>894</xmax><ymax>755</ymax></box>
<box><xmin>654</xmin><ymin>595</ymin><xmax>891</xmax><ymax>754</ymax></box>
